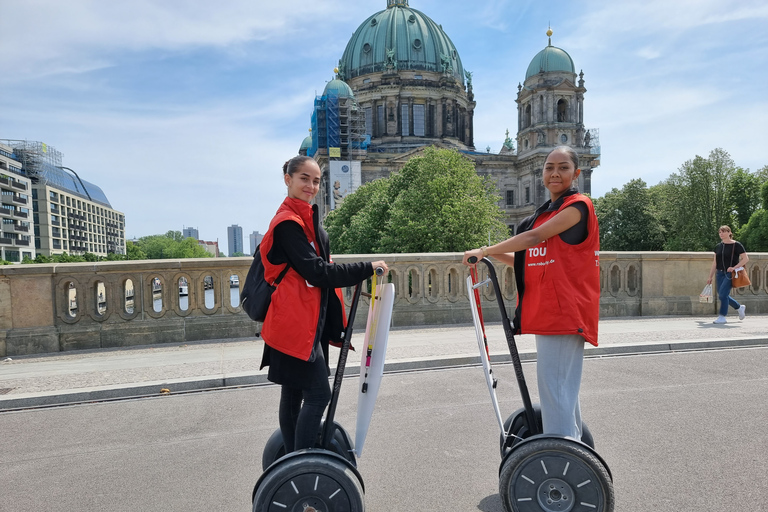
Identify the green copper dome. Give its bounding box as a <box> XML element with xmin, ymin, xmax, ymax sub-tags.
<box><xmin>323</xmin><ymin>78</ymin><xmax>355</xmax><ymax>98</ymax></box>
<box><xmin>299</xmin><ymin>135</ymin><xmax>312</xmax><ymax>151</ymax></box>
<box><xmin>339</xmin><ymin>0</ymin><xmax>464</xmax><ymax>84</ymax></box>
<box><xmin>525</xmin><ymin>41</ymin><xmax>575</xmax><ymax>79</ymax></box>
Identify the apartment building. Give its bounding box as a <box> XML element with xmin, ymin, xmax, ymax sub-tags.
<box><xmin>0</xmin><ymin>142</ymin><xmax>34</xmax><ymax>262</ymax></box>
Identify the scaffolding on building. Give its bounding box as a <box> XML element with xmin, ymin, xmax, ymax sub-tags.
<box><xmin>309</xmin><ymin>92</ymin><xmax>368</xmax><ymax>159</ymax></box>
<box><xmin>0</xmin><ymin>140</ymin><xmax>63</xmax><ymax>174</ymax></box>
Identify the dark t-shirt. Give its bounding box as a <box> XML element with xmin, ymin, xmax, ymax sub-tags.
<box><xmin>714</xmin><ymin>241</ymin><xmax>745</xmax><ymax>271</ymax></box>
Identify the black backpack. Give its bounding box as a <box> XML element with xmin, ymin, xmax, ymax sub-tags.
<box><xmin>240</xmin><ymin>244</ymin><xmax>289</xmax><ymax>322</ymax></box>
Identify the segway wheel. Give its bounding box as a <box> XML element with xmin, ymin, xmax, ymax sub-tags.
<box><xmin>501</xmin><ymin>406</ymin><xmax>595</xmax><ymax>457</ymax></box>
<box><xmin>499</xmin><ymin>438</ymin><xmax>614</xmax><ymax>512</ymax></box>
<box><xmin>253</xmin><ymin>452</ymin><xmax>365</xmax><ymax>512</ymax></box>
<box><xmin>261</xmin><ymin>421</ymin><xmax>357</xmax><ymax>471</ymax></box>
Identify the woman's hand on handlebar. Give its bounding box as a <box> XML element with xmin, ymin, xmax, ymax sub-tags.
<box><xmin>371</xmin><ymin>261</ymin><xmax>389</xmax><ymax>276</ymax></box>
<box><xmin>462</xmin><ymin>249</ymin><xmax>484</xmax><ymax>266</ymax></box>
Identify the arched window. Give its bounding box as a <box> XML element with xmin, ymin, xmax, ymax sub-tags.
<box><xmin>557</xmin><ymin>99</ymin><xmax>568</xmax><ymax>122</ymax></box>
<box><xmin>524</xmin><ymin>104</ymin><xmax>532</xmax><ymax>128</ymax></box>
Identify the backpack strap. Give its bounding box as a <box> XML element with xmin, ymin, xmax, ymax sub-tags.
<box><xmin>274</xmin><ymin>264</ymin><xmax>289</xmax><ymax>286</ymax></box>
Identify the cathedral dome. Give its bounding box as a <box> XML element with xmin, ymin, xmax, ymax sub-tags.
<box><xmin>323</xmin><ymin>78</ymin><xmax>355</xmax><ymax>98</ymax></box>
<box><xmin>339</xmin><ymin>0</ymin><xmax>464</xmax><ymax>84</ymax></box>
<box><xmin>299</xmin><ymin>134</ymin><xmax>312</xmax><ymax>152</ymax></box>
<box><xmin>525</xmin><ymin>41</ymin><xmax>575</xmax><ymax>79</ymax></box>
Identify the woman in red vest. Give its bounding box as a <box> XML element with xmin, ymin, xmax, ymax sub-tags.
<box><xmin>260</xmin><ymin>155</ymin><xmax>388</xmax><ymax>452</ymax></box>
<box><xmin>463</xmin><ymin>146</ymin><xmax>600</xmax><ymax>439</ymax></box>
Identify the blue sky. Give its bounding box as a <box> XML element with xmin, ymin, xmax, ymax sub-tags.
<box><xmin>2</xmin><ymin>0</ymin><xmax>767</xmax><ymax>249</ymax></box>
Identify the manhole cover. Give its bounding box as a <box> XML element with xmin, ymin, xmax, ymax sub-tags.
<box><xmin>0</xmin><ymin>388</ymin><xmax>14</xmax><ymax>395</ymax></box>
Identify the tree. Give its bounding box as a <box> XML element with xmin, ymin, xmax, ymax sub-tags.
<box><xmin>132</xmin><ymin>231</ymin><xmax>212</xmax><ymax>259</ymax></box>
<box><xmin>326</xmin><ymin>178</ymin><xmax>390</xmax><ymax>254</ymax></box>
<box><xmin>656</xmin><ymin>148</ymin><xmax>737</xmax><ymax>251</ymax></box>
<box><xmin>593</xmin><ymin>179</ymin><xmax>665</xmax><ymax>251</ymax></box>
<box><xmin>324</xmin><ymin>147</ymin><xmax>508</xmax><ymax>253</ymax></box>
<box><xmin>727</xmin><ymin>167</ymin><xmax>762</xmax><ymax>228</ymax></box>
<box><xmin>737</xmin><ymin>180</ymin><xmax>768</xmax><ymax>251</ymax></box>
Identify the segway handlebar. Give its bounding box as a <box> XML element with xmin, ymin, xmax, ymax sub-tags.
<box><xmin>467</xmin><ymin>255</ymin><xmax>540</xmax><ymax>437</ymax></box>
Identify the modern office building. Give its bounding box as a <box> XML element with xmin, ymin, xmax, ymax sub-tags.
<box><xmin>182</xmin><ymin>226</ymin><xmax>199</xmax><ymax>239</ymax></box>
<box><xmin>0</xmin><ymin>142</ymin><xmax>34</xmax><ymax>262</ymax></box>
<box><xmin>300</xmin><ymin>0</ymin><xmax>600</xmax><ymax>234</ymax></box>
<box><xmin>249</xmin><ymin>231</ymin><xmax>263</xmax><ymax>255</ymax></box>
<box><xmin>1</xmin><ymin>140</ymin><xmax>126</xmax><ymax>257</ymax></box>
<box><xmin>227</xmin><ymin>224</ymin><xmax>243</xmax><ymax>256</ymax></box>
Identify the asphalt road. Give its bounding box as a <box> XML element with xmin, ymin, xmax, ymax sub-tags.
<box><xmin>2</xmin><ymin>347</ymin><xmax>767</xmax><ymax>512</ymax></box>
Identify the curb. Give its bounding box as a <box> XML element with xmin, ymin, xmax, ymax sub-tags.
<box><xmin>2</xmin><ymin>337</ymin><xmax>767</xmax><ymax>412</ymax></box>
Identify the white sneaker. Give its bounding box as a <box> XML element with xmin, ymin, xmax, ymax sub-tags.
<box><xmin>713</xmin><ymin>316</ymin><xmax>727</xmax><ymax>324</ymax></box>
<box><xmin>738</xmin><ymin>305</ymin><xmax>746</xmax><ymax>320</ymax></box>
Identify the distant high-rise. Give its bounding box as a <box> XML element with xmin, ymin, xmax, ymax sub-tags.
<box><xmin>227</xmin><ymin>224</ymin><xmax>243</xmax><ymax>256</ymax></box>
<box><xmin>182</xmin><ymin>226</ymin><xmax>199</xmax><ymax>239</ymax></box>
<box><xmin>249</xmin><ymin>231</ymin><xmax>263</xmax><ymax>255</ymax></box>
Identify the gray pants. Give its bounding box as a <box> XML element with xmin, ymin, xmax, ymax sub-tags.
<box><xmin>535</xmin><ymin>334</ymin><xmax>584</xmax><ymax>439</ymax></box>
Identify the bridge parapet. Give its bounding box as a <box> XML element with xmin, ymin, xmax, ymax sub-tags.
<box><xmin>1</xmin><ymin>252</ymin><xmax>765</xmax><ymax>356</ymax></box>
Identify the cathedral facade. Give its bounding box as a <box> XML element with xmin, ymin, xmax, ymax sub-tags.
<box><xmin>301</xmin><ymin>0</ymin><xmax>600</xmax><ymax>234</ymax></box>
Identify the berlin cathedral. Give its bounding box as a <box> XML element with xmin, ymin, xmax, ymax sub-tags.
<box><xmin>298</xmin><ymin>0</ymin><xmax>600</xmax><ymax>233</ymax></box>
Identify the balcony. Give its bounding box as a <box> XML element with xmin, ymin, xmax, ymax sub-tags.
<box><xmin>14</xmin><ymin>239</ymin><xmax>30</xmax><ymax>247</ymax></box>
<box><xmin>0</xmin><ymin>237</ymin><xmax>12</xmax><ymax>245</ymax></box>
<box><xmin>11</xmin><ymin>181</ymin><xmax>27</xmax><ymax>191</ymax></box>
<box><xmin>0</xmin><ymin>176</ymin><xmax>9</xmax><ymax>186</ymax></box>
<box><xmin>0</xmin><ymin>206</ymin><xmax>11</xmax><ymax>217</ymax></box>
<box><xmin>13</xmin><ymin>210</ymin><xmax>28</xmax><ymax>219</ymax></box>
<box><xmin>12</xmin><ymin>195</ymin><xmax>27</xmax><ymax>205</ymax></box>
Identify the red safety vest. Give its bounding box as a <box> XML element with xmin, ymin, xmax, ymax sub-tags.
<box><xmin>519</xmin><ymin>193</ymin><xmax>600</xmax><ymax>346</ymax></box>
<box><xmin>260</xmin><ymin>197</ymin><xmax>346</xmax><ymax>361</ymax></box>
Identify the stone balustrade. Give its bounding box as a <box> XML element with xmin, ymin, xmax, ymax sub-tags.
<box><xmin>1</xmin><ymin>252</ymin><xmax>766</xmax><ymax>356</ymax></box>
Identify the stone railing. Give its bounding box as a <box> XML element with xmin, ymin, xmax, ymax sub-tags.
<box><xmin>1</xmin><ymin>252</ymin><xmax>766</xmax><ymax>356</ymax></box>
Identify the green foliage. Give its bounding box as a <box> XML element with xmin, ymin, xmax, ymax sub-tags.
<box><xmin>126</xmin><ymin>240</ymin><xmax>147</xmax><ymax>260</ymax></box>
<box><xmin>326</xmin><ymin>178</ymin><xmax>391</xmax><ymax>254</ymax></box>
<box><xmin>232</xmin><ymin>251</ymin><xmax>246</xmax><ymax>257</ymax></box>
<box><xmin>737</xmin><ymin>180</ymin><xmax>768</xmax><ymax>251</ymax></box>
<box><xmin>324</xmin><ymin>147</ymin><xmax>508</xmax><ymax>253</ymax></box>
<box><xmin>737</xmin><ymin>209</ymin><xmax>768</xmax><ymax>251</ymax></box>
<box><xmin>132</xmin><ymin>230</ymin><xmax>211</xmax><ymax>259</ymax></box>
<box><xmin>656</xmin><ymin>148</ymin><xmax>738</xmax><ymax>251</ymax></box>
<box><xmin>727</xmin><ymin>167</ymin><xmax>762</xmax><ymax>228</ymax></box>
<box><xmin>593</xmin><ymin>179</ymin><xmax>665</xmax><ymax>251</ymax></box>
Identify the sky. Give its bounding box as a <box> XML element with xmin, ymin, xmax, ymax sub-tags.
<box><xmin>1</xmin><ymin>0</ymin><xmax>767</xmax><ymax>249</ymax></box>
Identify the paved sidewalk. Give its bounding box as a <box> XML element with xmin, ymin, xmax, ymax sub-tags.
<box><xmin>2</xmin><ymin>315</ymin><xmax>767</xmax><ymax>410</ymax></box>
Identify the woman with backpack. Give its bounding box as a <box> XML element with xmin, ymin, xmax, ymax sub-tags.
<box><xmin>259</xmin><ymin>155</ymin><xmax>388</xmax><ymax>453</ymax></box>
<box><xmin>706</xmin><ymin>225</ymin><xmax>749</xmax><ymax>324</ymax></box>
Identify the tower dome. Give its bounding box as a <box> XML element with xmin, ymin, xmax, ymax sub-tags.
<box><xmin>339</xmin><ymin>0</ymin><xmax>464</xmax><ymax>84</ymax></box>
<box><xmin>525</xmin><ymin>31</ymin><xmax>575</xmax><ymax>79</ymax></box>
<box><xmin>298</xmin><ymin>133</ymin><xmax>312</xmax><ymax>154</ymax></box>
<box><xmin>323</xmin><ymin>78</ymin><xmax>355</xmax><ymax>99</ymax></box>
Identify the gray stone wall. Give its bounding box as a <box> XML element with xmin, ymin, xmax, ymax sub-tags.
<box><xmin>1</xmin><ymin>252</ymin><xmax>766</xmax><ymax>356</ymax></box>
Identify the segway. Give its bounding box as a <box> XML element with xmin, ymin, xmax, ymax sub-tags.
<box><xmin>252</xmin><ymin>269</ymin><xmax>388</xmax><ymax>512</ymax></box>
<box><xmin>467</xmin><ymin>257</ymin><xmax>614</xmax><ymax>512</ymax></box>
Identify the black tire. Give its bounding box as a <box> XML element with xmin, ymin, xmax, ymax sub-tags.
<box><xmin>499</xmin><ymin>437</ymin><xmax>614</xmax><ymax>512</ymax></box>
<box><xmin>253</xmin><ymin>452</ymin><xmax>365</xmax><ymax>512</ymax></box>
<box><xmin>261</xmin><ymin>421</ymin><xmax>356</xmax><ymax>471</ymax></box>
<box><xmin>261</xmin><ymin>428</ymin><xmax>287</xmax><ymax>471</ymax></box>
<box><xmin>501</xmin><ymin>406</ymin><xmax>595</xmax><ymax>457</ymax></box>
